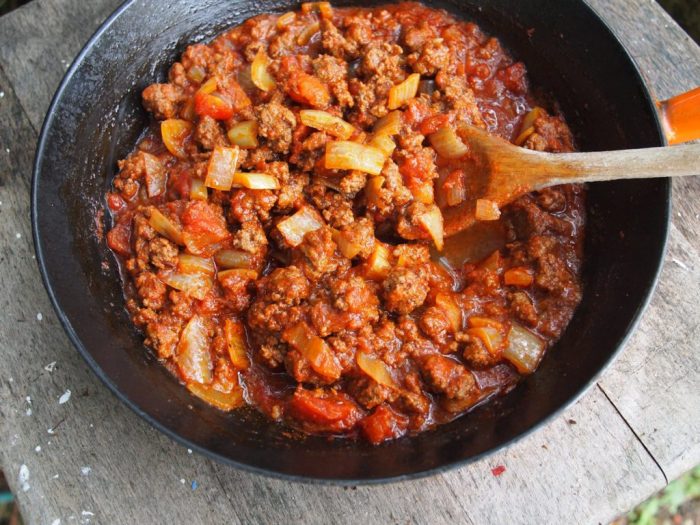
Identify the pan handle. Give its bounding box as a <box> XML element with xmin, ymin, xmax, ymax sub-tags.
<box><xmin>659</xmin><ymin>86</ymin><xmax>700</xmax><ymax>144</ymax></box>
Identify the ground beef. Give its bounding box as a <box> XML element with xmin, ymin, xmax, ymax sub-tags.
<box><xmin>231</xmin><ymin>220</ymin><xmax>266</xmax><ymax>256</ymax></box>
<box><xmin>195</xmin><ymin>115</ymin><xmax>226</xmax><ymax>150</ymax></box>
<box><xmin>148</xmin><ymin>237</ymin><xmax>178</xmax><ymax>270</ymax></box>
<box><xmin>135</xmin><ymin>272</ymin><xmax>167</xmax><ymax>310</ymax></box>
<box><xmin>420</xmin><ymin>354</ymin><xmax>477</xmax><ymax>400</ymax></box>
<box><xmin>255</xmin><ymin>102</ymin><xmax>297</xmax><ymax>153</ymax></box>
<box><xmin>419</xmin><ymin>306</ymin><xmax>451</xmax><ymax>345</ymax></box>
<box><xmin>408</xmin><ymin>38</ymin><xmax>451</xmax><ymax>76</ymax></box>
<box><xmin>313</xmin><ymin>55</ymin><xmax>354</xmax><ymax>108</ymax></box>
<box><xmin>383</xmin><ymin>267</ymin><xmax>428</xmax><ymax>314</ymax></box>
<box><xmin>142</xmin><ymin>83</ymin><xmax>184</xmax><ymax>120</ymax></box>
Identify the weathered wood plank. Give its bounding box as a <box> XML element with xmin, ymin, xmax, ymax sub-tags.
<box><xmin>0</xmin><ymin>0</ymin><xmax>697</xmax><ymax>524</ymax></box>
<box><xmin>586</xmin><ymin>0</ymin><xmax>700</xmax><ymax>483</ymax></box>
<box><xmin>0</xmin><ymin>0</ymin><xmax>123</xmax><ymax>131</ymax></box>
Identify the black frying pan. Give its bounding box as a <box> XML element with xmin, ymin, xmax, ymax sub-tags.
<box><xmin>32</xmin><ymin>0</ymin><xmax>669</xmax><ymax>482</ymax></box>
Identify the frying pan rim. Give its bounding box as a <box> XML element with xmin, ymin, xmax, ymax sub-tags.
<box><xmin>31</xmin><ymin>0</ymin><xmax>671</xmax><ymax>485</ymax></box>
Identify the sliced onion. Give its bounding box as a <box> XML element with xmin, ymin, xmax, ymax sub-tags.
<box><xmin>368</xmin><ymin>134</ymin><xmax>396</xmax><ymax>157</ymax></box>
<box><xmin>148</xmin><ymin>208</ymin><xmax>184</xmax><ymax>245</ymax></box>
<box><xmin>429</xmin><ymin>126</ymin><xmax>469</xmax><ymax>159</ymax></box>
<box><xmin>232</xmin><ymin>171</ymin><xmax>279</xmax><ymax>190</ymax></box>
<box><xmin>297</xmin><ymin>21</ymin><xmax>321</xmax><ymax>45</ymax></box>
<box><xmin>365</xmin><ymin>176</ymin><xmax>385</xmax><ymax>208</ymax></box>
<box><xmin>357</xmin><ymin>352</ymin><xmax>396</xmax><ymax>388</ymax></box>
<box><xmin>325</xmin><ymin>141</ymin><xmax>386</xmax><ymax>175</ymax></box>
<box><xmin>251</xmin><ymin>49</ymin><xmax>276</xmax><ymax>92</ymax></box>
<box><xmin>177</xmin><ymin>254</ymin><xmax>215</xmax><ymax>276</ymax></box>
<box><xmin>283</xmin><ymin>322</ymin><xmax>341</xmax><ymax>381</ymax></box>
<box><xmin>364</xmin><ymin>243</ymin><xmax>391</xmax><ymax>280</ymax></box>
<box><xmin>276</xmin><ymin>11</ymin><xmax>296</xmax><ymax>29</ymax></box>
<box><xmin>162</xmin><ymin>271</ymin><xmax>213</xmax><ymax>300</ymax></box>
<box><xmin>503</xmin><ymin>323</ymin><xmax>546</xmax><ymax>374</ymax></box>
<box><xmin>416</xmin><ymin>205</ymin><xmax>444</xmax><ymax>251</ymax></box>
<box><xmin>205</xmin><ymin>146</ymin><xmax>240</xmax><ymax>191</ymax></box>
<box><xmin>277</xmin><ymin>206</ymin><xmax>324</xmax><ymax>247</ymax></box>
<box><xmin>176</xmin><ymin>315</ymin><xmax>212</xmax><ymax>384</ymax></box>
<box><xmin>187</xmin><ymin>382</ymin><xmax>244</xmax><ymax>411</ymax></box>
<box><xmin>475</xmin><ymin>199</ymin><xmax>501</xmax><ymax>221</ymax></box>
<box><xmin>190</xmin><ymin>178</ymin><xmax>208</xmax><ymax>201</ymax></box>
<box><xmin>227</xmin><ymin>120</ymin><xmax>259</xmax><ymax>149</ymax></box>
<box><xmin>142</xmin><ymin>152</ymin><xmax>166</xmax><ymax>197</ymax></box>
<box><xmin>214</xmin><ymin>249</ymin><xmax>253</xmax><ymax>269</ymax></box>
<box><xmin>217</xmin><ymin>268</ymin><xmax>259</xmax><ymax>282</ymax></box>
<box><xmin>442</xmin><ymin>169</ymin><xmax>466</xmax><ymax>207</ymax></box>
<box><xmin>373</xmin><ymin>110</ymin><xmax>402</xmax><ymax>137</ymax></box>
<box><xmin>467</xmin><ymin>326</ymin><xmax>504</xmax><ymax>355</ymax></box>
<box><xmin>300</xmin><ymin>110</ymin><xmax>356</xmax><ymax>140</ymax></box>
<box><xmin>224</xmin><ymin>318</ymin><xmax>250</xmax><ymax>370</ymax></box>
<box><xmin>161</xmin><ymin>119</ymin><xmax>193</xmax><ymax>159</ymax></box>
<box><xmin>331</xmin><ymin>229</ymin><xmax>363</xmax><ymax>259</ymax></box>
<box><xmin>388</xmin><ymin>73</ymin><xmax>420</xmax><ymax>110</ymax></box>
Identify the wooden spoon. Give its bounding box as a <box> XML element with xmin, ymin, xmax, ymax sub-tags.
<box><xmin>442</xmin><ymin>87</ymin><xmax>700</xmax><ymax>236</ymax></box>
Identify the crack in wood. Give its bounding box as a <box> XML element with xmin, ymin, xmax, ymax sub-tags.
<box><xmin>597</xmin><ymin>383</ymin><xmax>669</xmax><ymax>485</ymax></box>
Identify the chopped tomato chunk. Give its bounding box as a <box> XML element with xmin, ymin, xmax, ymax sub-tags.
<box><xmin>288</xmin><ymin>388</ymin><xmax>362</xmax><ymax>433</ymax></box>
<box><xmin>359</xmin><ymin>405</ymin><xmax>408</xmax><ymax>444</ymax></box>
<box><xmin>106</xmin><ymin>222</ymin><xmax>131</xmax><ymax>256</ymax></box>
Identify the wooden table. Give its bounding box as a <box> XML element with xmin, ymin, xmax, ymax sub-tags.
<box><xmin>0</xmin><ymin>1</ymin><xmax>698</xmax><ymax>523</ymax></box>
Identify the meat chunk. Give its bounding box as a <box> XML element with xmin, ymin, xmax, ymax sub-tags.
<box><xmin>313</xmin><ymin>55</ymin><xmax>354</xmax><ymax>108</ymax></box>
<box><xmin>148</xmin><ymin>237</ymin><xmax>178</xmax><ymax>270</ymax></box>
<box><xmin>232</xmin><ymin>219</ymin><xmax>268</xmax><ymax>256</ymax></box>
<box><xmin>306</xmin><ymin>182</ymin><xmax>355</xmax><ymax>228</ymax></box>
<box><xmin>295</xmin><ymin>226</ymin><xmax>342</xmax><ymax>278</ymax></box>
<box><xmin>320</xmin><ymin>19</ymin><xmax>360</xmax><ymax>60</ymax></box>
<box><xmin>523</xmin><ymin>114</ymin><xmax>575</xmax><ymax>153</ymax></box>
<box><xmin>255</xmin><ymin>102</ymin><xmax>297</xmax><ymax>153</ymax></box>
<box><xmin>457</xmin><ymin>331</ymin><xmax>501</xmax><ymax>369</ymax></box>
<box><xmin>359</xmin><ymin>43</ymin><xmax>405</xmax><ymax>83</ymax></box>
<box><xmin>195</xmin><ymin>115</ymin><xmax>226</xmax><ymax>150</ymax></box>
<box><xmin>255</xmin><ymin>265</ymin><xmax>310</xmax><ymax>306</ymax></box>
<box><xmin>408</xmin><ymin>38</ymin><xmax>450</xmax><ymax>76</ymax></box>
<box><xmin>419</xmin><ymin>306</ymin><xmax>451</xmax><ymax>345</ymax></box>
<box><xmin>339</xmin><ymin>218</ymin><xmax>375</xmax><ymax>259</ymax></box>
<box><xmin>145</xmin><ymin>316</ymin><xmax>182</xmax><ymax>359</ymax></box>
<box><xmin>142</xmin><ymin>83</ymin><xmax>184</xmax><ymax>120</ymax></box>
<box><xmin>135</xmin><ymin>272</ymin><xmax>167</xmax><ymax>310</ymax></box>
<box><xmin>383</xmin><ymin>267</ymin><xmax>428</xmax><ymax>314</ymax></box>
<box><xmin>509</xmin><ymin>291</ymin><xmax>538</xmax><ymax>327</ymax></box>
<box><xmin>419</xmin><ymin>354</ymin><xmax>477</xmax><ymax>399</ymax></box>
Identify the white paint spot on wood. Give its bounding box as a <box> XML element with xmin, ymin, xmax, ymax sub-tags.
<box><xmin>59</xmin><ymin>389</ymin><xmax>72</xmax><ymax>404</ymax></box>
<box><xmin>35</xmin><ymin>445</ymin><xmax>41</xmax><ymax>453</ymax></box>
<box><xmin>671</xmin><ymin>258</ymin><xmax>689</xmax><ymax>271</ymax></box>
<box><xmin>45</xmin><ymin>361</ymin><xmax>57</xmax><ymax>372</ymax></box>
<box><xmin>81</xmin><ymin>466</ymin><xmax>91</xmax><ymax>476</ymax></box>
<box><xmin>18</xmin><ymin>464</ymin><xmax>30</xmax><ymax>491</ymax></box>
<box><xmin>15</xmin><ymin>232</ymin><xmax>21</xmax><ymax>239</ymax></box>
<box><xmin>51</xmin><ymin>519</ymin><xmax>61</xmax><ymax>525</ymax></box>
<box><xmin>37</xmin><ymin>312</ymin><xmax>43</xmax><ymax>321</ymax></box>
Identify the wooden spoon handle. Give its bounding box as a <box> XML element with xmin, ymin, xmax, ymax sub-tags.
<box><xmin>659</xmin><ymin>86</ymin><xmax>700</xmax><ymax>145</ymax></box>
<box><xmin>534</xmin><ymin>142</ymin><xmax>700</xmax><ymax>187</ymax></box>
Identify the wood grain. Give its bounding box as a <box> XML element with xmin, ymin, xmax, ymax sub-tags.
<box><xmin>0</xmin><ymin>0</ymin><xmax>697</xmax><ymax>524</ymax></box>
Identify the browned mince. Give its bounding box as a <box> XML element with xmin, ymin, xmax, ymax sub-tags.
<box><xmin>105</xmin><ymin>1</ymin><xmax>584</xmax><ymax>444</ymax></box>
